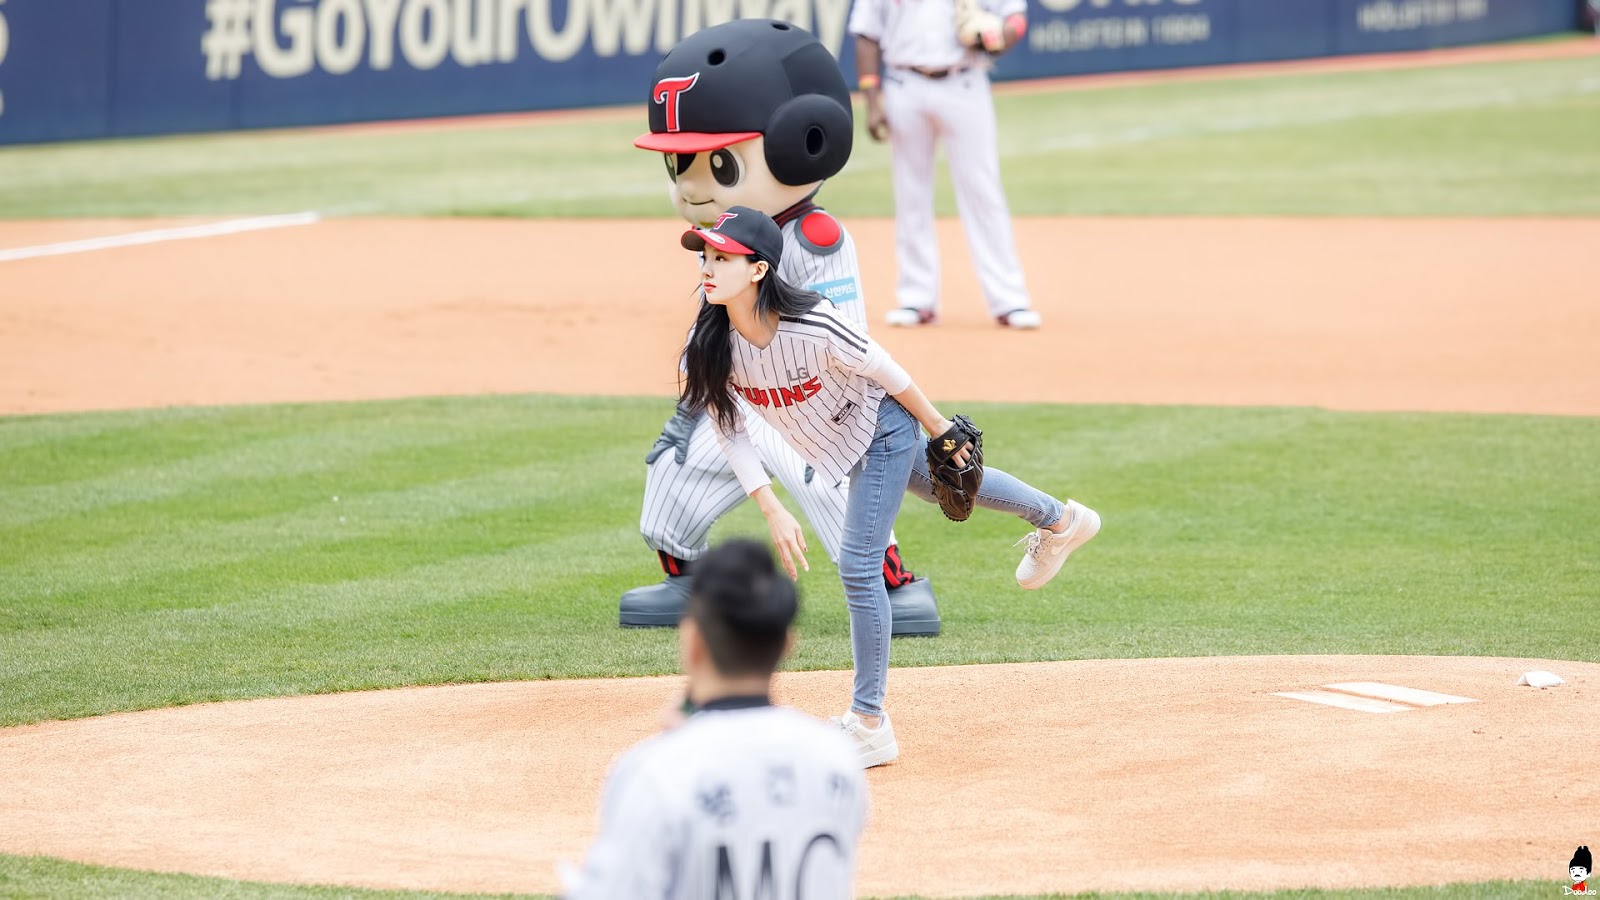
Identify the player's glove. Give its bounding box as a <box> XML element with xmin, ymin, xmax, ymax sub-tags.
<box><xmin>645</xmin><ymin>402</ymin><xmax>702</xmax><ymax>465</ymax></box>
<box><xmin>954</xmin><ymin>0</ymin><xmax>1006</xmax><ymax>51</ymax></box>
<box><xmin>925</xmin><ymin>415</ymin><xmax>984</xmax><ymax>522</ymax></box>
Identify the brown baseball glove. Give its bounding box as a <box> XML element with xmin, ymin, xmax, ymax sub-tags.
<box><xmin>926</xmin><ymin>415</ymin><xmax>984</xmax><ymax>522</ymax></box>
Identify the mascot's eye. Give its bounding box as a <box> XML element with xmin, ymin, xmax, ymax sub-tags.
<box><xmin>663</xmin><ymin>153</ymin><xmax>678</xmax><ymax>182</ymax></box>
<box><xmin>710</xmin><ymin>149</ymin><xmax>741</xmax><ymax>187</ymax></box>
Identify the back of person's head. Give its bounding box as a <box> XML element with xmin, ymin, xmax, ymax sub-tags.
<box><xmin>684</xmin><ymin>539</ymin><xmax>799</xmax><ymax>677</ymax></box>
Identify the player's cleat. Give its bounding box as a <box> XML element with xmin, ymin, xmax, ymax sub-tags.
<box><xmin>619</xmin><ymin>575</ymin><xmax>692</xmax><ymax>627</ymax></box>
<box><xmin>1014</xmin><ymin>499</ymin><xmax>1101</xmax><ymax>590</ymax></box>
<box><xmin>834</xmin><ymin>711</ymin><xmax>900</xmax><ymax>768</ymax></box>
<box><xmin>885</xmin><ymin>307</ymin><xmax>938</xmax><ymax>327</ymax></box>
<box><xmin>995</xmin><ymin>308</ymin><xmax>1042</xmax><ymax>329</ymax></box>
<box><xmin>888</xmin><ymin>577</ymin><xmax>941</xmax><ymax>637</ymax></box>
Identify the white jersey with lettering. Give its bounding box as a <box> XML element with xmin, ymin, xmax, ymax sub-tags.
<box><xmin>714</xmin><ymin>305</ymin><xmax>911</xmax><ymax>490</ymax></box>
<box><xmin>563</xmin><ymin>703</ymin><xmax>868</xmax><ymax>899</ymax></box>
<box><xmin>638</xmin><ymin>206</ymin><xmax>869</xmax><ymax>565</ymax></box>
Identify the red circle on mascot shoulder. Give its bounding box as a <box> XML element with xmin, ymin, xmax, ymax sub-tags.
<box><xmin>800</xmin><ymin>211</ymin><xmax>841</xmax><ymax>248</ymax></box>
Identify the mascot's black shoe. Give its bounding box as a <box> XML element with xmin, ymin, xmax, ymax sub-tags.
<box><xmin>621</xmin><ymin>573</ymin><xmax>942</xmax><ymax>634</ymax></box>
<box><xmin>889</xmin><ymin>577</ymin><xmax>941</xmax><ymax>637</ymax></box>
<box><xmin>619</xmin><ymin>575</ymin><xmax>692</xmax><ymax>627</ymax></box>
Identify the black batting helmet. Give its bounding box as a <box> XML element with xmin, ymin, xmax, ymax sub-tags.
<box><xmin>634</xmin><ymin>19</ymin><xmax>854</xmax><ymax>186</ymax></box>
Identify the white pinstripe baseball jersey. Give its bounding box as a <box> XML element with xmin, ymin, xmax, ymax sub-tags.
<box><xmin>564</xmin><ymin>703</ymin><xmax>867</xmax><ymax>898</ymax></box>
<box><xmin>713</xmin><ymin>305</ymin><xmax>912</xmax><ymax>490</ymax></box>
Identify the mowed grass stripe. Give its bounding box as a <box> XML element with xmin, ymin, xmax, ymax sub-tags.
<box><xmin>0</xmin><ymin>397</ymin><xmax>655</xmax><ymax>580</ymax></box>
<box><xmin>0</xmin><ymin>423</ymin><xmax>471</xmax><ymax>530</ymax></box>
<box><xmin>2</xmin><ymin>394</ymin><xmax>1596</xmax><ymax>731</ymax></box>
<box><xmin>0</xmin><ymin>529</ymin><xmax>671</xmax><ymax>723</ymax></box>
<box><xmin>2</xmin><ymin>448</ymin><xmax>629</xmax><ymax>597</ymax></box>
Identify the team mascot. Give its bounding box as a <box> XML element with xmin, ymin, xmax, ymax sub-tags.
<box><xmin>621</xmin><ymin>18</ymin><xmax>941</xmax><ymax>636</ymax></box>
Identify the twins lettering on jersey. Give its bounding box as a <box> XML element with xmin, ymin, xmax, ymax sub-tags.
<box><xmin>733</xmin><ymin>373</ymin><xmax>822</xmax><ymax>409</ymax></box>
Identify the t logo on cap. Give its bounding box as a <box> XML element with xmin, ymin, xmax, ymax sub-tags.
<box><xmin>653</xmin><ymin>73</ymin><xmax>700</xmax><ymax>133</ymax></box>
<box><xmin>712</xmin><ymin>211</ymin><xmax>739</xmax><ymax>229</ymax></box>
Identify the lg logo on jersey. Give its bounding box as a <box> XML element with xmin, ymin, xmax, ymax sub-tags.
<box><xmin>734</xmin><ymin>377</ymin><xmax>823</xmax><ymax>410</ymax></box>
<box><xmin>713</xmin><ymin>833</ymin><xmax>849</xmax><ymax>899</ymax></box>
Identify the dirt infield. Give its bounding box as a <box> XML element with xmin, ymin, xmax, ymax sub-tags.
<box><xmin>1</xmin><ymin>657</ymin><xmax>1596</xmax><ymax>896</ymax></box>
<box><xmin>3</xmin><ymin>216</ymin><xmax>1598</xmax><ymax>416</ymax></box>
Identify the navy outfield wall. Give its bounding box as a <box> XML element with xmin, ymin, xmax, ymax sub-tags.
<box><xmin>0</xmin><ymin>0</ymin><xmax>1579</xmax><ymax>145</ymax></box>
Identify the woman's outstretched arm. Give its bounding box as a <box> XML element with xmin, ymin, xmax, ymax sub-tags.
<box><xmin>891</xmin><ymin>382</ymin><xmax>973</xmax><ymax>467</ymax></box>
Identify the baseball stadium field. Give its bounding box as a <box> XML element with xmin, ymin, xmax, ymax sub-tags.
<box><xmin>2</xmin><ymin>37</ymin><xmax>1599</xmax><ymax>899</ymax></box>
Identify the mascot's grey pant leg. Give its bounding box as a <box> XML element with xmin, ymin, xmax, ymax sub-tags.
<box><xmin>639</xmin><ymin>412</ymin><xmax>848</xmax><ymax>566</ymax></box>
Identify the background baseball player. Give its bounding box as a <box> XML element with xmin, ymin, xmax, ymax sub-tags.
<box><xmin>850</xmin><ymin>0</ymin><xmax>1041</xmax><ymax>329</ymax></box>
<box><xmin>623</xmin><ymin>19</ymin><xmax>941</xmax><ymax>635</ymax></box>
<box><xmin>562</xmin><ymin>539</ymin><xmax>868</xmax><ymax>898</ymax></box>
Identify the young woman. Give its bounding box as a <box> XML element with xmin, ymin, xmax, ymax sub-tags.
<box><xmin>679</xmin><ymin>206</ymin><xmax>1101</xmax><ymax>768</ymax></box>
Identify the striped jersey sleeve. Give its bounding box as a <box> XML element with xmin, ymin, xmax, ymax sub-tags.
<box><xmin>817</xmin><ymin>314</ymin><xmax>911</xmax><ymax>394</ymax></box>
<box><xmin>709</xmin><ymin>401</ymin><xmax>773</xmax><ymax>496</ymax></box>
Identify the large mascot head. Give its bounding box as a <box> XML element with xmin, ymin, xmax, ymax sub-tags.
<box><xmin>635</xmin><ymin>19</ymin><xmax>854</xmax><ymax>227</ymax></box>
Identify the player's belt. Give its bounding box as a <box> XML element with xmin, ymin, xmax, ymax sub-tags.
<box><xmin>902</xmin><ymin>65</ymin><xmax>967</xmax><ymax>79</ymax></box>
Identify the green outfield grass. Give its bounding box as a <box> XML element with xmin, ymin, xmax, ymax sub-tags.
<box><xmin>0</xmin><ymin>852</ymin><xmax>1560</xmax><ymax>900</ymax></box>
<box><xmin>4</xmin><ymin>396</ymin><xmax>1598</xmax><ymax>727</ymax></box>
<box><xmin>3</xmin><ymin>395</ymin><xmax>1595</xmax><ymax>896</ymax></box>
<box><xmin>0</xmin><ymin>857</ymin><xmax>1566</xmax><ymax>900</ymax></box>
<box><xmin>1</xmin><ymin>53</ymin><xmax>1597</xmax><ymax>219</ymax></box>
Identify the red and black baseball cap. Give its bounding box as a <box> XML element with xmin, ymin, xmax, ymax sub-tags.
<box><xmin>681</xmin><ymin>205</ymin><xmax>784</xmax><ymax>266</ymax></box>
<box><xmin>634</xmin><ymin>19</ymin><xmax>852</xmax><ymax>161</ymax></box>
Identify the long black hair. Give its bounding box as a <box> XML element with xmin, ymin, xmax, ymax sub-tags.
<box><xmin>681</xmin><ymin>258</ymin><xmax>821</xmax><ymax>432</ymax></box>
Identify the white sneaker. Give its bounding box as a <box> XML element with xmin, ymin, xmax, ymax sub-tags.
<box><xmin>1015</xmin><ymin>499</ymin><xmax>1101</xmax><ymax>590</ymax></box>
<box><xmin>834</xmin><ymin>711</ymin><xmax>900</xmax><ymax>768</ymax></box>
<box><xmin>996</xmin><ymin>308</ymin><xmax>1042</xmax><ymax>329</ymax></box>
<box><xmin>885</xmin><ymin>307</ymin><xmax>937</xmax><ymax>327</ymax></box>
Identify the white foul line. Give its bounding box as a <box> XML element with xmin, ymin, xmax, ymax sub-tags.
<box><xmin>0</xmin><ymin>211</ymin><xmax>321</xmax><ymax>263</ymax></box>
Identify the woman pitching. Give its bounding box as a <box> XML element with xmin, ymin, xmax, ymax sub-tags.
<box><xmin>677</xmin><ymin>207</ymin><xmax>1102</xmax><ymax>767</ymax></box>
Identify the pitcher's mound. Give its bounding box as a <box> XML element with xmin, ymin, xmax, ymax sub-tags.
<box><xmin>0</xmin><ymin>655</ymin><xmax>1593</xmax><ymax>896</ymax></box>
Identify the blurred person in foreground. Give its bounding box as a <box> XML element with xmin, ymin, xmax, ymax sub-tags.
<box><xmin>562</xmin><ymin>538</ymin><xmax>868</xmax><ymax>899</ymax></box>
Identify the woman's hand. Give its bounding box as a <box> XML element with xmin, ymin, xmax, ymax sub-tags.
<box><xmin>892</xmin><ymin>384</ymin><xmax>972</xmax><ymax>466</ymax></box>
<box><xmin>752</xmin><ymin>486</ymin><xmax>809</xmax><ymax>579</ymax></box>
<box><xmin>764</xmin><ymin>503</ymin><xmax>810</xmax><ymax>580</ymax></box>
<box><xmin>929</xmin><ymin>416</ymin><xmax>973</xmax><ymax>467</ymax></box>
